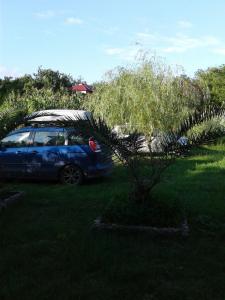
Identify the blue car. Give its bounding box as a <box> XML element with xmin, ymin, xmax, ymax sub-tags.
<box><xmin>0</xmin><ymin>125</ymin><xmax>113</xmax><ymax>184</ymax></box>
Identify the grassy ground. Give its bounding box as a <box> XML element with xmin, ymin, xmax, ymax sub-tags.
<box><xmin>0</xmin><ymin>143</ymin><xmax>225</xmax><ymax>300</ymax></box>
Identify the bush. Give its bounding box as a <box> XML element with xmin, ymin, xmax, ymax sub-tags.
<box><xmin>102</xmin><ymin>194</ymin><xmax>184</xmax><ymax>227</ymax></box>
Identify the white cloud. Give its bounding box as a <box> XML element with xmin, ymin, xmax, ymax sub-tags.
<box><xmin>65</xmin><ymin>17</ymin><xmax>83</xmax><ymax>25</ymax></box>
<box><xmin>104</xmin><ymin>31</ymin><xmax>221</xmax><ymax>62</ymax></box>
<box><xmin>212</xmin><ymin>47</ymin><xmax>225</xmax><ymax>55</ymax></box>
<box><xmin>135</xmin><ymin>31</ymin><xmax>220</xmax><ymax>54</ymax></box>
<box><xmin>101</xmin><ymin>26</ymin><xmax>119</xmax><ymax>35</ymax></box>
<box><xmin>105</xmin><ymin>48</ymin><xmax>124</xmax><ymax>55</ymax></box>
<box><xmin>104</xmin><ymin>46</ymin><xmax>141</xmax><ymax>61</ymax></box>
<box><xmin>0</xmin><ymin>65</ymin><xmax>21</xmax><ymax>78</ymax></box>
<box><xmin>163</xmin><ymin>46</ymin><xmax>186</xmax><ymax>53</ymax></box>
<box><xmin>163</xmin><ymin>34</ymin><xmax>220</xmax><ymax>53</ymax></box>
<box><xmin>34</xmin><ymin>10</ymin><xmax>55</xmax><ymax>18</ymax></box>
<box><xmin>202</xmin><ymin>36</ymin><xmax>220</xmax><ymax>46</ymax></box>
<box><xmin>136</xmin><ymin>32</ymin><xmax>157</xmax><ymax>44</ymax></box>
<box><xmin>178</xmin><ymin>20</ymin><xmax>193</xmax><ymax>29</ymax></box>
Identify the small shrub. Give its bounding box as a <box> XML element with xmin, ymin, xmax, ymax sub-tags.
<box><xmin>102</xmin><ymin>194</ymin><xmax>184</xmax><ymax>227</ymax></box>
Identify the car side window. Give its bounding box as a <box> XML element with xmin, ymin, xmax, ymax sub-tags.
<box><xmin>33</xmin><ymin>131</ymin><xmax>65</xmax><ymax>146</ymax></box>
<box><xmin>1</xmin><ymin>132</ymin><xmax>31</xmax><ymax>147</ymax></box>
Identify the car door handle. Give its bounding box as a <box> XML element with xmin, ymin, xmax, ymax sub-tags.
<box><xmin>16</xmin><ymin>150</ymin><xmax>22</xmax><ymax>154</ymax></box>
<box><xmin>31</xmin><ymin>150</ymin><xmax>38</xmax><ymax>154</ymax></box>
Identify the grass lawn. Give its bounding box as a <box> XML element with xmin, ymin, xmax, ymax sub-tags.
<box><xmin>0</xmin><ymin>143</ymin><xmax>225</xmax><ymax>300</ymax></box>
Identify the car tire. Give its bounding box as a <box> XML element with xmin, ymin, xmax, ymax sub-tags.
<box><xmin>60</xmin><ymin>165</ymin><xmax>84</xmax><ymax>185</ymax></box>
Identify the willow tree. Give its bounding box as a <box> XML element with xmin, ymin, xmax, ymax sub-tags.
<box><xmin>86</xmin><ymin>55</ymin><xmax>209</xmax><ymax>138</ymax></box>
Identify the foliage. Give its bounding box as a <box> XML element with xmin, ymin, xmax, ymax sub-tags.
<box><xmin>0</xmin><ymin>86</ymin><xmax>86</xmax><ymax>139</ymax></box>
<box><xmin>1</xmin><ymin>87</ymin><xmax>86</xmax><ymax>113</ymax></box>
<box><xmin>0</xmin><ymin>108</ymin><xmax>28</xmax><ymax>140</ymax></box>
<box><xmin>0</xmin><ymin>75</ymin><xmax>34</xmax><ymax>105</ymax></box>
<box><xmin>186</xmin><ymin>118</ymin><xmax>225</xmax><ymax>145</ymax></box>
<box><xmin>95</xmin><ymin>103</ymin><xmax>224</xmax><ymax>204</ymax></box>
<box><xmin>0</xmin><ymin>68</ymin><xmax>90</xmax><ymax>137</ymax></box>
<box><xmin>33</xmin><ymin>67</ymin><xmax>74</xmax><ymax>91</ymax></box>
<box><xmin>0</xmin><ymin>67</ymin><xmax>80</xmax><ymax>105</ymax></box>
<box><xmin>85</xmin><ymin>56</ymin><xmax>210</xmax><ymax>136</ymax></box>
<box><xmin>102</xmin><ymin>189</ymin><xmax>183</xmax><ymax>227</ymax></box>
<box><xmin>196</xmin><ymin>64</ymin><xmax>225</xmax><ymax>105</ymax></box>
<box><xmin>1</xmin><ymin>58</ymin><xmax>225</xmax><ymax>207</ymax></box>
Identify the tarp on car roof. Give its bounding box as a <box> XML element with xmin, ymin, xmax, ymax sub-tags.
<box><xmin>27</xmin><ymin>109</ymin><xmax>92</xmax><ymax>123</ymax></box>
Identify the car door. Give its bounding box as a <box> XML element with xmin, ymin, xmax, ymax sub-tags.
<box><xmin>25</xmin><ymin>128</ymin><xmax>66</xmax><ymax>179</ymax></box>
<box><xmin>0</xmin><ymin>130</ymin><xmax>32</xmax><ymax>178</ymax></box>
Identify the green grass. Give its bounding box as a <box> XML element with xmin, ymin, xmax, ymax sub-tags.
<box><xmin>0</xmin><ymin>143</ymin><xmax>225</xmax><ymax>300</ymax></box>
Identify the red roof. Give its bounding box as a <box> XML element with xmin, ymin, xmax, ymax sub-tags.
<box><xmin>71</xmin><ymin>83</ymin><xmax>93</xmax><ymax>93</ymax></box>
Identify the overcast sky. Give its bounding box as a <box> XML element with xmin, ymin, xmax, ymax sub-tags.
<box><xmin>1</xmin><ymin>0</ymin><xmax>225</xmax><ymax>82</ymax></box>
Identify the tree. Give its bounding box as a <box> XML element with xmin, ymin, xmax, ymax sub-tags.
<box><xmin>33</xmin><ymin>67</ymin><xmax>74</xmax><ymax>92</ymax></box>
<box><xmin>0</xmin><ymin>75</ymin><xmax>34</xmax><ymax>104</ymax></box>
<box><xmin>0</xmin><ymin>68</ymin><xmax>87</xmax><ymax>113</ymax></box>
<box><xmin>86</xmin><ymin>56</ymin><xmax>210</xmax><ymax>137</ymax></box>
<box><xmin>91</xmin><ymin>104</ymin><xmax>224</xmax><ymax>204</ymax></box>
<box><xmin>0</xmin><ymin>68</ymin><xmax>80</xmax><ymax>107</ymax></box>
<box><xmin>196</xmin><ymin>65</ymin><xmax>225</xmax><ymax>105</ymax></box>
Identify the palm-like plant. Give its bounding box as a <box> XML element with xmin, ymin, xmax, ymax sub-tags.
<box><xmin>0</xmin><ymin>108</ymin><xmax>28</xmax><ymax>140</ymax></box>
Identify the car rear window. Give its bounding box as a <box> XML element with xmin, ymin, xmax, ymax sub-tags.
<box><xmin>68</xmin><ymin>132</ymin><xmax>88</xmax><ymax>145</ymax></box>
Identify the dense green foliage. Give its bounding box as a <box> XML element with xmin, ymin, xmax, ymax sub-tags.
<box><xmin>196</xmin><ymin>64</ymin><xmax>225</xmax><ymax>105</ymax></box>
<box><xmin>0</xmin><ymin>67</ymin><xmax>89</xmax><ymax>123</ymax></box>
<box><xmin>2</xmin><ymin>87</ymin><xmax>86</xmax><ymax>113</ymax></box>
<box><xmin>1</xmin><ymin>60</ymin><xmax>225</xmax><ymax>139</ymax></box>
<box><xmin>0</xmin><ymin>144</ymin><xmax>225</xmax><ymax>299</ymax></box>
<box><xmin>85</xmin><ymin>57</ymin><xmax>210</xmax><ymax>136</ymax></box>
<box><xmin>0</xmin><ymin>67</ymin><xmax>75</xmax><ymax>104</ymax></box>
<box><xmin>0</xmin><ymin>109</ymin><xmax>28</xmax><ymax>139</ymax></box>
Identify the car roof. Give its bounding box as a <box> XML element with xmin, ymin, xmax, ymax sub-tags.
<box><xmin>27</xmin><ymin>109</ymin><xmax>92</xmax><ymax>123</ymax></box>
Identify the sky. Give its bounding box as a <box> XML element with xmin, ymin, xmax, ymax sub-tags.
<box><xmin>1</xmin><ymin>0</ymin><xmax>225</xmax><ymax>83</ymax></box>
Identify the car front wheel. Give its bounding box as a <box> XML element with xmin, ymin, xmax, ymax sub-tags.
<box><xmin>60</xmin><ymin>165</ymin><xmax>84</xmax><ymax>185</ymax></box>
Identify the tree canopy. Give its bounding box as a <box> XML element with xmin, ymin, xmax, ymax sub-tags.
<box><xmin>196</xmin><ymin>65</ymin><xmax>225</xmax><ymax>105</ymax></box>
<box><xmin>85</xmin><ymin>57</ymin><xmax>210</xmax><ymax>137</ymax></box>
<box><xmin>0</xmin><ymin>67</ymin><xmax>78</xmax><ymax>104</ymax></box>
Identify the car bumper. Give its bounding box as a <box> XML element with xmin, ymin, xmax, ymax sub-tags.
<box><xmin>84</xmin><ymin>162</ymin><xmax>113</xmax><ymax>178</ymax></box>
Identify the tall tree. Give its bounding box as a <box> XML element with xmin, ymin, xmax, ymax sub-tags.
<box><xmin>86</xmin><ymin>57</ymin><xmax>210</xmax><ymax>136</ymax></box>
